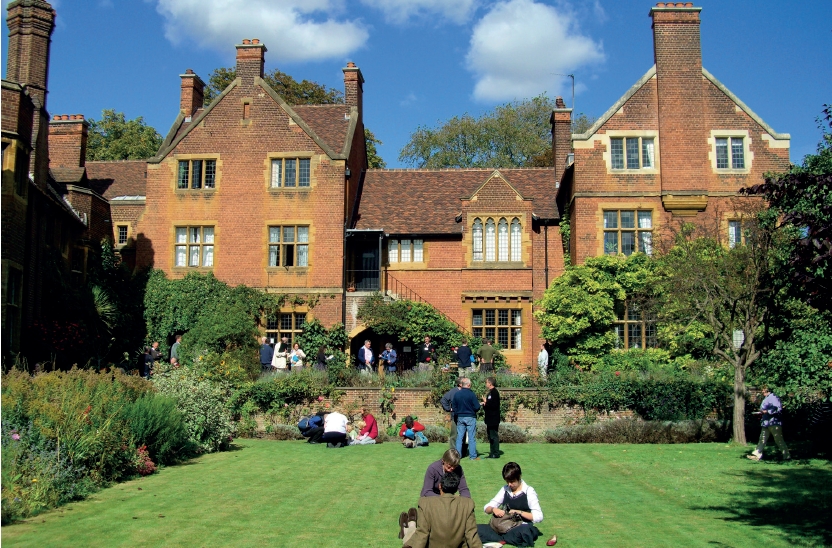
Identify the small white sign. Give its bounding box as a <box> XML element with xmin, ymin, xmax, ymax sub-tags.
<box><xmin>403</xmin><ymin>346</ymin><xmax>411</xmax><ymax>353</ymax></box>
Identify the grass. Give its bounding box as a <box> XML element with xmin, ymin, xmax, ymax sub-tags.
<box><xmin>2</xmin><ymin>440</ymin><xmax>830</xmax><ymax>547</ymax></box>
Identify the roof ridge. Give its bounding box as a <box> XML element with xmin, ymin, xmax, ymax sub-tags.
<box><xmin>368</xmin><ymin>167</ymin><xmax>555</xmax><ymax>172</ymax></box>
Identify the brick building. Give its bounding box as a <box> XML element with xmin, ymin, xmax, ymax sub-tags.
<box><xmin>554</xmin><ymin>3</ymin><xmax>790</xmax><ymax>349</ymax></box>
<box><xmin>134</xmin><ymin>40</ymin><xmax>368</xmax><ymax>343</ymax></box>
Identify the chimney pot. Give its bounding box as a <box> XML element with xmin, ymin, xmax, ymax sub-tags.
<box><xmin>61</xmin><ymin>114</ymin><xmax>69</xmax><ymax>120</ymax></box>
<box><xmin>347</xmin><ymin>61</ymin><xmax>356</xmax><ymax>67</ymax></box>
<box><xmin>656</xmin><ymin>2</ymin><xmax>665</xmax><ymax>6</ymax></box>
<box><xmin>685</xmin><ymin>2</ymin><xmax>693</xmax><ymax>6</ymax></box>
<box><xmin>252</xmin><ymin>38</ymin><xmax>259</xmax><ymax>44</ymax></box>
<box><xmin>242</xmin><ymin>39</ymin><xmax>251</xmax><ymax>45</ymax></box>
<box><xmin>186</xmin><ymin>68</ymin><xmax>194</xmax><ymax>74</ymax></box>
<box><xmin>53</xmin><ymin>114</ymin><xmax>59</xmax><ymax>120</ymax></box>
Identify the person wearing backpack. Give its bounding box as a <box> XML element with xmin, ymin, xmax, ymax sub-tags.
<box><xmin>299</xmin><ymin>412</ymin><xmax>325</xmax><ymax>443</ymax></box>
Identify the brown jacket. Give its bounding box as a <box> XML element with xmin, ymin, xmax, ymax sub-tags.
<box><xmin>405</xmin><ymin>494</ymin><xmax>482</xmax><ymax>548</ymax></box>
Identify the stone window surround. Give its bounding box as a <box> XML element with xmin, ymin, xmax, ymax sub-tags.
<box><xmin>594</xmin><ymin>201</ymin><xmax>657</xmax><ymax>258</ymax></box>
<box><xmin>578</xmin><ymin>130</ymin><xmax>660</xmax><ymax>174</ymax></box>
<box><xmin>264</xmin><ymin>152</ymin><xmax>320</xmax><ymax>191</ymax></box>
<box><xmin>465</xmin><ymin>212</ymin><xmax>528</xmax><ymax>267</ymax></box>
<box><xmin>172</xmin><ymin>223</ymin><xmax>216</xmax><ymax>270</ymax></box>
<box><xmin>172</xmin><ymin>154</ymin><xmax>221</xmax><ymax>192</ymax></box>
<box><xmin>387</xmin><ymin>238</ymin><xmax>426</xmax><ymax>268</ymax></box>
<box><xmin>264</xmin><ymin>220</ymin><xmax>312</xmax><ymax>271</ymax></box>
<box><xmin>708</xmin><ymin>129</ymin><xmax>752</xmax><ymax>174</ymax></box>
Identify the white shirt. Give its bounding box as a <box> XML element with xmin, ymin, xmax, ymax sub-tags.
<box><xmin>324</xmin><ymin>412</ymin><xmax>348</xmax><ymax>434</ymax></box>
<box><xmin>538</xmin><ymin>349</ymin><xmax>549</xmax><ymax>372</ymax></box>
<box><xmin>484</xmin><ymin>481</ymin><xmax>544</xmax><ymax>523</ymax></box>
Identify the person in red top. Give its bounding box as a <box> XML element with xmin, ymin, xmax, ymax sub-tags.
<box><xmin>352</xmin><ymin>407</ymin><xmax>378</xmax><ymax>445</ymax></box>
<box><xmin>400</xmin><ymin>415</ymin><xmax>429</xmax><ymax>447</ymax></box>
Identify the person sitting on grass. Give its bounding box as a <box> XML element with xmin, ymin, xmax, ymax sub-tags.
<box><xmin>399</xmin><ymin>472</ymin><xmax>482</xmax><ymax>548</ymax></box>
<box><xmin>352</xmin><ymin>407</ymin><xmax>378</xmax><ymax>445</ymax></box>
<box><xmin>400</xmin><ymin>416</ymin><xmax>428</xmax><ymax>448</ymax></box>
<box><xmin>320</xmin><ymin>409</ymin><xmax>349</xmax><ymax>448</ymax></box>
<box><xmin>421</xmin><ymin>449</ymin><xmax>471</xmax><ymax>498</ymax></box>
<box><xmin>479</xmin><ymin>462</ymin><xmax>544</xmax><ymax>547</ymax></box>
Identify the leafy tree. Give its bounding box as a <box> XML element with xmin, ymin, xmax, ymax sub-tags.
<box><xmin>85</xmin><ymin>109</ymin><xmax>163</xmax><ymax>161</ymax></box>
<box><xmin>399</xmin><ymin>95</ymin><xmax>565</xmax><ymax>169</ymax></box>
<box><xmin>657</xmin><ymin>219</ymin><xmax>777</xmax><ymax>444</ymax></box>
<box><xmin>203</xmin><ymin>67</ymin><xmax>344</xmax><ymax>106</ymax></box>
<box><xmin>534</xmin><ymin>254</ymin><xmax>659</xmax><ymax>368</ymax></box>
<box><xmin>740</xmin><ymin>104</ymin><xmax>831</xmax><ymax>311</ymax></box>
<box><xmin>365</xmin><ymin>128</ymin><xmax>386</xmax><ymax>169</ymax></box>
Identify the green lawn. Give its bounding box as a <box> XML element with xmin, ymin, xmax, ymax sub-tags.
<box><xmin>2</xmin><ymin>440</ymin><xmax>829</xmax><ymax>547</ymax></box>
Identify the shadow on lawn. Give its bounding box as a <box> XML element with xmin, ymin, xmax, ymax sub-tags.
<box><xmin>702</xmin><ymin>462</ymin><xmax>832</xmax><ymax>546</ymax></box>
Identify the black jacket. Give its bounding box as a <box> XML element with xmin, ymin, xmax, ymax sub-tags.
<box><xmin>483</xmin><ymin>388</ymin><xmax>501</xmax><ymax>426</ymax></box>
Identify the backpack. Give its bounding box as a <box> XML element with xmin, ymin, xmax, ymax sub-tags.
<box><xmin>297</xmin><ymin>417</ymin><xmax>310</xmax><ymax>431</ymax></box>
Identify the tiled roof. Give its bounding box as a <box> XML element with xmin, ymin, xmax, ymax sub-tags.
<box><xmin>354</xmin><ymin>168</ymin><xmax>558</xmax><ymax>234</ymax></box>
<box><xmin>85</xmin><ymin>160</ymin><xmax>147</xmax><ymax>199</ymax></box>
<box><xmin>292</xmin><ymin>105</ymin><xmax>351</xmax><ymax>154</ymax></box>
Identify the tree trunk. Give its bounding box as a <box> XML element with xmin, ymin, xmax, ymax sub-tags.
<box><xmin>733</xmin><ymin>362</ymin><xmax>747</xmax><ymax>444</ymax></box>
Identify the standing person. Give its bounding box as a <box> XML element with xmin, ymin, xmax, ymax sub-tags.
<box><xmin>399</xmin><ymin>473</ymin><xmax>482</xmax><ymax>548</ymax></box>
<box><xmin>357</xmin><ymin>340</ymin><xmax>374</xmax><ymax>373</ymax></box>
<box><xmin>259</xmin><ymin>337</ymin><xmax>274</xmax><ymax>373</ymax></box>
<box><xmin>457</xmin><ymin>340</ymin><xmax>473</xmax><ymax>372</ymax></box>
<box><xmin>142</xmin><ymin>347</ymin><xmax>153</xmax><ymax>379</ymax></box>
<box><xmin>477</xmin><ymin>339</ymin><xmax>498</xmax><ymax>373</ymax></box>
<box><xmin>381</xmin><ymin>343</ymin><xmax>398</xmax><ymax>374</ymax></box>
<box><xmin>321</xmin><ymin>409</ymin><xmax>349</xmax><ymax>448</ymax></box>
<box><xmin>479</xmin><ymin>462</ymin><xmax>544</xmax><ymax>547</ymax></box>
<box><xmin>150</xmin><ymin>341</ymin><xmax>162</xmax><ymax>363</ymax></box>
<box><xmin>170</xmin><ymin>334</ymin><xmax>182</xmax><ymax>365</ymax></box>
<box><xmin>420</xmin><ymin>449</ymin><xmax>472</xmax><ymax>498</ymax></box>
<box><xmin>483</xmin><ymin>377</ymin><xmax>501</xmax><ymax>459</ymax></box>
<box><xmin>290</xmin><ymin>342</ymin><xmax>306</xmax><ymax>371</ymax></box>
<box><xmin>315</xmin><ymin>345</ymin><xmax>330</xmax><ymax>371</ymax></box>
<box><xmin>441</xmin><ymin>377</ymin><xmax>464</xmax><ymax>452</ymax></box>
<box><xmin>452</xmin><ymin>377</ymin><xmax>481</xmax><ymax>461</ymax></box>
<box><xmin>748</xmin><ymin>386</ymin><xmax>791</xmax><ymax>461</ymax></box>
<box><xmin>537</xmin><ymin>342</ymin><xmax>549</xmax><ymax>379</ymax></box>
<box><xmin>272</xmin><ymin>336</ymin><xmax>290</xmax><ymax>371</ymax></box>
<box><xmin>352</xmin><ymin>406</ymin><xmax>378</xmax><ymax>445</ymax></box>
<box><xmin>418</xmin><ymin>335</ymin><xmax>437</xmax><ymax>371</ymax></box>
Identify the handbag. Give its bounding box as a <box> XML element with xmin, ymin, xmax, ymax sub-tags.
<box><xmin>490</xmin><ymin>509</ymin><xmax>523</xmax><ymax>534</ymax></box>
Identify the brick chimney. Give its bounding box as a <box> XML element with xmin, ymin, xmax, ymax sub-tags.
<box><xmin>180</xmin><ymin>69</ymin><xmax>204</xmax><ymax>116</ymax></box>
<box><xmin>551</xmin><ymin>96</ymin><xmax>573</xmax><ymax>180</ymax></box>
<box><xmin>343</xmin><ymin>62</ymin><xmax>364</xmax><ymax>117</ymax></box>
<box><xmin>48</xmin><ymin>114</ymin><xmax>88</xmax><ymax>168</ymax></box>
<box><xmin>6</xmin><ymin>0</ymin><xmax>55</xmax><ymax>110</ymax></box>
<box><xmin>236</xmin><ymin>39</ymin><xmax>266</xmax><ymax>86</ymax></box>
<box><xmin>650</xmin><ymin>2</ymin><xmax>709</xmax><ymax>196</ymax></box>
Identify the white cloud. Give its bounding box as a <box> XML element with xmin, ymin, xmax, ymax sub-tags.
<box><xmin>155</xmin><ymin>0</ymin><xmax>368</xmax><ymax>63</ymax></box>
<box><xmin>400</xmin><ymin>92</ymin><xmax>418</xmax><ymax>106</ymax></box>
<box><xmin>466</xmin><ymin>0</ymin><xmax>604</xmax><ymax>102</ymax></box>
<box><xmin>361</xmin><ymin>0</ymin><xmax>480</xmax><ymax>25</ymax></box>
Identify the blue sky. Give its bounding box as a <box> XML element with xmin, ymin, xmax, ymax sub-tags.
<box><xmin>3</xmin><ymin>0</ymin><xmax>830</xmax><ymax>168</ymax></box>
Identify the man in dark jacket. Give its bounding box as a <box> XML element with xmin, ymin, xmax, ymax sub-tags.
<box><xmin>259</xmin><ymin>337</ymin><xmax>274</xmax><ymax>373</ymax></box>
<box><xmin>456</xmin><ymin>340</ymin><xmax>473</xmax><ymax>372</ymax></box>
<box><xmin>440</xmin><ymin>378</ymin><xmax>463</xmax><ymax>451</ymax></box>
<box><xmin>418</xmin><ymin>335</ymin><xmax>438</xmax><ymax>371</ymax></box>
<box><xmin>452</xmin><ymin>377</ymin><xmax>481</xmax><ymax>460</ymax></box>
<box><xmin>482</xmin><ymin>376</ymin><xmax>501</xmax><ymax>459</ymax></box>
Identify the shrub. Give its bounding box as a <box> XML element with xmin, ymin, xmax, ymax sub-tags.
<box><xmin>152</xmin><ymin>363</ymin><xmax>236</xmax><ymax>453</ymax></box>
<box><xmin>193</xmin><ymin>348</ymin><xmax>261</xmax><ymax>386</ymax></box>
<box><xmin>423</xmin><ymin>425</ymin><xmax>449</xmax><ymax>443</ymax></box>
<box><xmin>543</xmin><ymin>418</ymin><xmax>730</xmax><ymax>444</ymax></box>
<box><xmin>264</xmin><ymin>425</ymin><xmax>304</xmax><ymax>441</ymax></box>
<box><xmin>121</xmin><ymin>393</ymin><xmax>193</xmax><ymax>464</ymax></box>
<box><xmin>132</xmin><ymin>445</ymin><xmax>157</xmax><ymax>476</ymax></box>
<box><xmin>476</xmin><ymin>422</ymin><xmax>529</xmax><ymax>443</ymax></box>
<box><xmin>230</xmin><ymin>368</ymin><xmax>338</xmax><ymax>414</ymax></box>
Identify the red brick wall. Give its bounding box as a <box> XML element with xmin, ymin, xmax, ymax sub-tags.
<box><xmin>320</xmin><ymin>387</ymin><xmax>631</xmax><ymax>434</ymax></box>
<box><xmin>48</xmin><ymin>117</ymin><xmax>87</xmax><ymax>168</ymax></box>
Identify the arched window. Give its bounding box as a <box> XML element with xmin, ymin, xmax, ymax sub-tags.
<box><xmin>485</xmin><ymin>219</ymin><xmax>496</xmax><ymax>262</ymax></box>
<box><xmin>472</xmin><ymin>218</ymin><xmax>483</xmax><ymax>261</ymax></box>
<box><xmin>498</xmin><ymin>218</ymin><xmax>509</xmax><ymax>261</ymax></box>
<box><xmin>510</xmin><ymin>218</ymin><xmax>521</xmax><ymax>261</ymax></box>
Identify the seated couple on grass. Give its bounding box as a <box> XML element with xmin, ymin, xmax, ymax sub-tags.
<box><xmin>399</xmin><ymin>452</ymin><xmax>553</xmax><ymax>547</ymax></box>
<box><xmin>400</xmin><ymin>416</ymin><xmax>429</xmax><ymax>448</ymax></box>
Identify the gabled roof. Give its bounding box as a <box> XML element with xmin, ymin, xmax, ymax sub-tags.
<box><xmin>85</xmin><ymin>160</ymin><xmax>147</xmax><ymax>199</ymax></box>
<box><xmin>572</xmin><ymin>65</ymin><xmax>790</xmax><ymax>142</ymax></box>
<box><xmin>151</xmin><ymin>77</ymin><xmax>358</xmax><ymax>163</ymax></box>
<box><xmin>354</xmin><ymin>168</ymin><xmax>557</xmax><ymax>234</ymax></box>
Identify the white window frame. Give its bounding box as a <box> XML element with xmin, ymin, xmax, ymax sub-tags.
<box><xmin>387</xmin><ymin>239</ymin><xmax>424</xmax><ymax>263</ymax></box>
<box><xmin>268</xmin><ymin>225</ymin><xmax>309</xmax><ymax>267</ymax></box>
<box><xmin>270</xmin><ymin>157</ymin><xmax>311</xmax><ymax>188</ymax></box>
<box><xmin>174</xmin><ymin>226</ymin><xmax>214</xmax><ymax>268</ymax></box>
<box><xmin>602</xmin><ymin>132</ymin><xmax>659</xmax><ymax>173</ymax></box>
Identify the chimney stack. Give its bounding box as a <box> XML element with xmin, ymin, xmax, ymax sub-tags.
<box><xmin>48</xmin><ymin>114</ymin><xmax>88</xmax><ymax>168</ymax></box>
<box><xmin>551</xmin><ymin>96</ymin><xmax>573</xmax><ymax>180</ymax></box>
<box><xmin>180</xmin><ymin>68</ymin><xmax>205</xmax><ymax>117</ymax></box>
<box><xmin>6</xmin><ymin>0</ymin><xmax>55</xmax><ymax>110</ymax></box>
<box><xmin>236</xmin><ymin>39</ymin><xmax>266</xmax><ymax>86</ymax></box>
<box><xmin>650</xmin><ymin>3</ymin><xmax>708</xmax><ymax>195</ymax></box>
<box><xmin>343</xmin><ymin>62</ymin><xmax>364</xmax><ymax>118</ymax></box>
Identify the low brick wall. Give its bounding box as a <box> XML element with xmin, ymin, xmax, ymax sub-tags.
<box><xmin>323</xmin><ymin>387</ymin><xmax>632</xmax><ymax>435</ymax></box>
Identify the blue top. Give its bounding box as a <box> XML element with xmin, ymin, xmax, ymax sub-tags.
<box><xmin>760</xmin><ymin>392</ymin><xmax>783</xmax><ymax>427</ymax></box>
<box><xmin>260</xmin><ymin>343</ymin><xmax>274</xmax><ymax>364</ymax></box>
<box><xmin>452</xmin><ymin>388</ymin><xmax>481</xmax><ymax>418</ymax></box>
<box><xmin>456</xmin><ymin>345</ymin><xmax>472</xmax><ymax>367</ymax></box>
